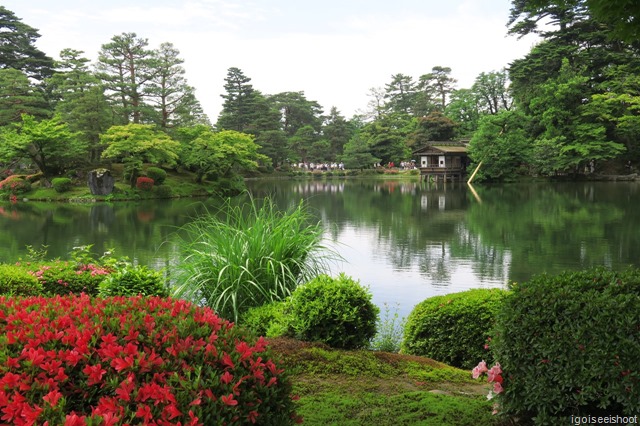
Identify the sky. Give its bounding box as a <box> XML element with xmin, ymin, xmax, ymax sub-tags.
<box><xmin>3</xmin><ymin>0</ymin><xmax>539</xmax><ymax>122</ymax></box>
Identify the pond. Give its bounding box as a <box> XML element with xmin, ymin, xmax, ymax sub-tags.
<box><xmin>1</xmin><ymin>179</ymin><xmax>639</xmax><ymax>319</ymax></box>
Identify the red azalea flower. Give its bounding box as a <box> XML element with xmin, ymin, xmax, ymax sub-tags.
<box><xmin>42</xmin><ymin>390</ymin><xmax>63</xmax><ymax>407</ymax></box>
<box><xmin>221</xmin><ymin>394</ymin><xmax>238</xmax><ymax>406</ymax></box>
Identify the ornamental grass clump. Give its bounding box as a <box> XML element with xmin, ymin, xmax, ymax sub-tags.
<box><xmin>493</xmin><ymin>267</ymin><xmax>640</xmax><ymax>424</ymax></box>
<box><xmin>0</xmin><ymin>294</ymin><xmax>300</xmax><ymax>425</ymax></box>
<box><xmin>173</xmin><ymin>195</ymin><xmax>334</xmax><ymax>323</ymax></box>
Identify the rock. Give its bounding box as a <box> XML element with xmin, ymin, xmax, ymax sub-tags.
<box><xmin>87</xmin><ymin>168</ymin><xmax>115</xmax><ymax>195</ymax></box>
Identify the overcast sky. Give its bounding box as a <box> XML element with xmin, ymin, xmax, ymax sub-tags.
<box><xmin>3</xmin><ymin>0</ymin><xmax>539</xmax><ymax>122</ymax></box>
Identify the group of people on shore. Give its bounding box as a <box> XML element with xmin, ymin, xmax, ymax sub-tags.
<box><xmin>295</xmin><ymin>162</ymin><xmax>345</xmax><ymax>171</ymax></box>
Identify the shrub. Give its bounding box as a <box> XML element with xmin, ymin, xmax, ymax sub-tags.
<box><xmin>136</xmin><ymin>176</ymin><xmax>154</xmax><ymax>191</ymax></box>
<box><xmin>154</xmin><ymin>184</ymin><xmax>173</xmax><ymax>198</ymax></box>
<box><xmin>402</xmin><ymin>288</ymin><xmax>507</xmax><ymax>369</ymax></box>
<box><xmin>0</xmin><ymin>294</ymin><xmax>301</xmax><ymax>425</ymax></box>
<box><xmin>288</xmin><ymin>274</ymin><xmax>379</xmax><ymax>349</ymax></box>
<box><xmin>0</xmin><ymin>264</ymin><xmax>42</xmax><ymax>296</ymax></box>
<box><xmin>145</xmin><ymin>166</ymin><xmax>167</xmax><ymax>185</ymax></box>
<box><xmin>99</xmin><ymin>264</ymin><xmax>168</xmax><ymax>297</ymax></box>
<box><xmin>51</xmin><ymin>177</ymin><xmax>73</xmax><ymax>193</ymax></box>
<box><xmin>173</xmin><ymin>195</ymin><xmax>334</xmax><ymax>323</ymax></box>
<box><xmin>242</xmin><ymin>301</ymin><xmax>291</xmax><ymax>338</ymax></box>
<box><xmin>29</xmin><ymin>261</ymin><xmax>111</xmax><ymax>296</ymax></box>
<box><xmin>493</xmin><ymin>268</ymin><xmax>640</xmax><ymax>424</ymax></box>
<box><xmin>0</xmin><ymin>175</ymin><xmax>31</xmax><ymax>195</ymax></box>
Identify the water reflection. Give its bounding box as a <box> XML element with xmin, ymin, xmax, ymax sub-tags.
<box><xmin>1</xmin><ymin>180</ymin><xmax>639</xmax><ymax>318</ymax></box>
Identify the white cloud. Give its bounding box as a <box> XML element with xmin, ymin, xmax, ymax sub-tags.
<box><xmin>3</xmin><ymin>0</ymin><xmax>538</xmax><ymax>121</ymax></box>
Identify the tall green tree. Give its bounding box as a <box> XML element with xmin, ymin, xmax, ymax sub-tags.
<box><xmin>0</xmin><ymin>69</ymin><xmax>50</xmax><ymax>126</ymax></box>
<box><xmin>0</xmin><ymin>6</ymin><xmax>54</xmax><ymax>81</ymax></box>
<box><xmin>216</xmin><ymin>67</ymin><xmax>260</xmax><ymax>132</ymax></box>
<box><xmin>418</xmin><ymin>66</ymin><xmax>457</xmax><ymax>112</ymax></box>
<box><xmin>341</xmin><ymin>132</ymin><xmax>381</xmax><ymax>169</ymax></box>
<box><xmin>95</xmin><ymin>32</ymin><xmax>157</xmax><ymax>124</ymax></box>
<box><xmin>384</xmin><ymin>73</ymin><xmax>416</xmax><ymax>116</ymax></box>
<box><xmin>445</xmin><ymin>88</ymin><xmax>480</xmax><ymax>138</ymax></box>
<box><xmin>472</xmin><ymin>70</ymin><xmax>512</xmax><ymax>115</ymax></box>
<box><xmin>183</xmin><ymin>129</ymin><xmax>268</xmax><ymax>183</ymax></box>
<box><xmin>322</xmin><ymin>107</ymin><xmax>354</xmax><ymax>160</ymax></box>
<box><xmin>269</xmin><ymin>91</ymin><xmax>323</xmax><ymax>137</ymax></box>
<box><xmin>100</xmin><ymin>124</ymin><xmax>180</xmax><ymax>187</ymax></box>
<box><xmin>48</xmin><ymin>49</ymin><xmax>113</xmax><ymax>162</ymax></box>
<box><xmin>146</xmin><ymin>42</ymin><xmax>207</xmax><ymax>130</ymax></box>
<box><xmin>0</xmin><ymin>114</ymin><xmax>85</xmax><ymax>177</ymax></box>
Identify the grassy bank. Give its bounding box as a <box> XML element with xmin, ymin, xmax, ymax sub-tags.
<box><xmin>269</xmin><ymin>337</ymin><xmax>500</xmax><ymax>426</ymax></box>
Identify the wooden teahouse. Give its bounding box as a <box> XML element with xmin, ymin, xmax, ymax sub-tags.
<box><xmin>413</xmin><ymin>141</ymin><xmax>470</xmax><ymax>182</ymax></box>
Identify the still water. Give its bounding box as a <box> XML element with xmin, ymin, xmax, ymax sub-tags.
<box><xmin>1</xmin><ymin>179</ymin><xmax>639</xmax><ymax>319</ymax></box>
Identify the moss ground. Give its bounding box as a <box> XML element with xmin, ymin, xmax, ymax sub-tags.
<box><xmin>268</xmin><ymin>338</ymin><xmax>503</xmax><ymax>426</ymax></box>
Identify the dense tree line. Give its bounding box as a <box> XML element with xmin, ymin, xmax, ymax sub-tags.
<box><xmin>1</xmin><ymin>1</ymin><xmax>638</xmax><ymax>182</ymax></box>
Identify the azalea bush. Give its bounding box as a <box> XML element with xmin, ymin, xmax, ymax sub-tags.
<box><xmin>0</xmin><ymin>175</ymin><xmax>31</xmax><ymax>195</ymax></box>
<box><xmin>51</xmin><ymin>177</ymin><xmax>73</xmax><ymax>193</ymax></box>
<box><xmin>0</xmin><ymin>294</ymin><xmax>300</xmax><ymax>425</ymax></box>
<box><xmin>493</xmin><ymin>267</ymin><xmax>640</xmax><ymax>424</ymax></box>
<box><xmin>24</xmin><ymin>260</ymin><xmax>111</xmax><ymax>296</ymax></box>
<box><xmin>402</xmin><ymin>288</ymin><xmax>507</xmax><ymax>369</ymax></box>
<box><xmin>145</xmin><ymin>167</ymin><xmax>167</xmax><ymax>185</ymax></box>
<box><xmin>135</xmin><ymin>176</ymin><xmax>154</xmax><ymax>191</ymax></box>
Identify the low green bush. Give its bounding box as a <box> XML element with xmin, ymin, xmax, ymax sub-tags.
<box><xmin>402</xmin><ymin>288</ymin><xmax>507</xmax><ymax>369</ymax></box>
<box><xmin>493</xmin><ymin>268</ymin><xmax>640</xmax><ymax>424</ymax></box>
<box><xmin>99</xmin><ymin>264</ymin><xmax>168</xmax><ymax>297</ymax></box>
<box><xmin>0</xmin><ymin>264</ymin><xmax>42</xmax><ymax>296</ymax></box>
<box><xmin>154</xmin><ymin>184</ymin><xmax>173</xmax><ymax>198</ymax></box>
<box><xmin>242</xmin><ymin>301</ymin><xmax>291</xmax><ymax>338</ymax></box>
<box><xmin>145</xmin><ymin>166</ymin><xmax>167</xmax><ymax>184</ymax></box>
<box><xmin>51</xmin><ymin>177</ymin><xmax>72</xmax><ymax>193</ymax></box>
<box><xmin>29</xmin><ymin>261</ymin><xmax>111</xmax><ymax>296</ymax></box>
<box><xmin>288</xmin><ymin>274</ymin><xmax>379</xmax><ymax>349</ymax></box>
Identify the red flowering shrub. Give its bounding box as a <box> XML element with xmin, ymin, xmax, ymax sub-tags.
<box><xmin>0</xmin><ymin>295</ymin><xmax>300</xmax><ymax>425</ymax></box>
<box><xmin>0</xmin><ymin>175</ymin><xmax>32</xmax><ymax>195</ymax></box>
<box><xmin>25</xmin><ymin>261</ymin><xmax>111</xmax><ymax>296</ymax></box>
<box><xmin>136</xmin><ymin>177</ymin><xmax>154</xmax><ymax>191</ymax></box>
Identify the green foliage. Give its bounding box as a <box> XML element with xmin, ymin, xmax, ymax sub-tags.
<box><xmin>51</xmin><ymin>177</ymin><xmax>72</xmax><ymax>193</ymax></box>
<box><xmin>28</xmin><ymin>261</ymin><xmax>110</xmax><ymax>296</ymax></box>
<box><xmin>0</xmin><ymin>264</ymin><xmax>42</xmax><ymax>295</ymax></box>
<box><xmin>242</xmin><ymin>301</ymin><xmax>291</xmax><ymax>338</ymax></box>
<box><xmin>369</xmin><ymin>303</ymin><xmax>406</xmax><ymax>353</ymax></box>
<box><xmin>0</xmin><ymin>69</ymin><xmax>50</xmax><ymax>126</ymax></box>
<box><xmin>402</xmin><ymin>288</ymin><xmax>507</xmax><ymax>369</ymax></box>
<box><xmin>173</xmin><ymin>195</ymin><xmax>333</xmax><ymax>323</ymax></box>
<box><xmin>288</xmin><ymin>274</ymin><xmax>379</xmax><ymax>349</ymax></box>
<box><xmin>493</xmin><ymin>268</ymin><xmax>640</xmax><ymax>424</ymax></box>
<box><xmin>99</xmin><ymin>264</ymin><xmax>168</xmax><ymax>297</ymax></box>
<box><xmin>0</xmin><ymin>114</ymin><xmax>86</xmax><ymax>177</ymax></box>
<box><xmin>154</xmin><ymin>184</ymin><xmax>173</xmax><ymax>198</ymax></box>
<box><xmin>145</xmin><ymin>166</ymin><xmax>167</xmax><ymax>184</ymax></box>
<box><xmin>100</xmin><ymin>123</ymin><xmax>180</xmax><ymax>187</ymax></box>
<box><xmin>341</xmin><ymin>132</ymin><xmax>381</xmax><ymax>170</ymax></box>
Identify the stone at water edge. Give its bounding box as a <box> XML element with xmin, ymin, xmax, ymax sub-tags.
<box><xmin>87</xmin><ymin>168</ymin><xmax>115</xmax><ymax>195</ymax></box>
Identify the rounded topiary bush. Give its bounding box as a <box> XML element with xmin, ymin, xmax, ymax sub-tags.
<box><xmin>402</xmin><ymin>288</ymin><xmax>507</xmax><ymax>369</ymax></box>
<box><xmin>493</xmin><ymin>268</ymin><xmax>640</xmax><ymax>424</ymax></box>
<box><xmin>145</xmin><ymin>166</ymin><xmax>167</xmax><ymax>185</ymax></box>
<box><xmin>0</xmin><ymin>264</ymin><xmax>43</xmax><ymax>296</ymax></box>
<box><xmin>51</xmin><ymin>177</ymin><xmax>73</xmax><ymax>193</ymax></box>
<box><xmin>0</xmin><ymin>294</ymin><xmax>300</xmax><ymax>425</ymax></box>
<box><xmin>288</xmin><ymin>273</ymin><xmax>379</xmax><ymax>349</ymax></box>
<box><xmin>98</xmin><ymin>264</ymin><xmax>168</xmax><ymax>297</ymax></box>
<box><xmin>154</xmin><ymin>184</ymin><xmax>173</xmax><ymax>198</ymax></box>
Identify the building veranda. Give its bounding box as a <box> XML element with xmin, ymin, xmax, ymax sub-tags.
<box><xmin>413</xmin><ymin>142</ymin><xmax>470</xmax><ymax>182</ymax></box>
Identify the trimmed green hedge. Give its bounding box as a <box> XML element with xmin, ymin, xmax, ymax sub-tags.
<box><xmin>288</xmin><ymin>274</ymin><xmax>379</xmax><ymax>349</ymax></box>
<box><xmin>402</xmin><ymin>288</ymin><xmax>507</xmax><ymax>369</ymax></box>
<box><xmin>0</xmin><ymin>264</ymin><xmax>42</xmax><ymax>296</ymax></box>
<box><xmin>493</xmin><ymin>268</ymin><xmax>640</xmax><ymax>424</ymax></box>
